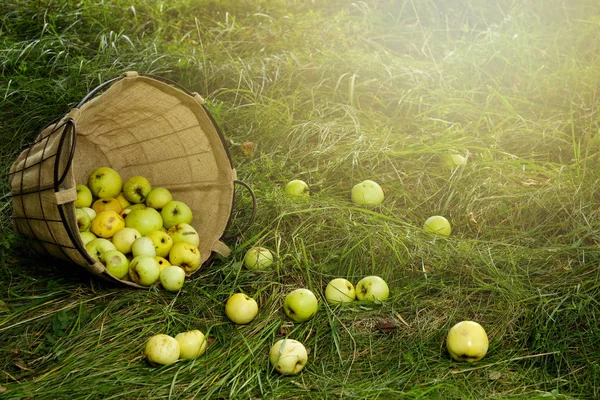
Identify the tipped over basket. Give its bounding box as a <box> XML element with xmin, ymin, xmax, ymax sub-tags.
<box><xmin>9</xmin><ymin>71</ymin><xmax>255</xmax><ymax>288</ymax></box>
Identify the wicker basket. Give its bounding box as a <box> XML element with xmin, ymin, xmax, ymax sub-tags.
<box><xmin>8</xmin><ymin>71</ymin><xmax>255</xmax><ymax>288</ymax></box>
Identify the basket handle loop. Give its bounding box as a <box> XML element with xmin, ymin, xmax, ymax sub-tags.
<box><xmin>222</xmin><ymin>180</ymin><xmax>257</xmax><ymax>241</ymax></box>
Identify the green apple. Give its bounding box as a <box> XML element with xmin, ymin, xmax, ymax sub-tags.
<box><xmin>225</xmin><ymin>293</ymin><xmax>259</xmax><ymax>324</ymax></box>
<box><xmin>284</xmin><ymin>179</ymin><xmax>309</xmax><ymax>197</ymax></box>
<box><xmin>115</xmin><ymin>192</ymin><xmax>131</xmax><ymax>209</ymax></box>
<box><xmin>125</xmin><ymin>203</ymin><xmax>147</xmax><ymax>212</ymax></box>
<box><xmin>175</xmin><ymin>330</ymin><xmax>207</xmax><ymax>360</ymax></box>
<box><xmin>355</xmin><ymin>276</ymin><xmax>389</xmax><ymax>301</ymax></box>
<box><xmin>423</xmin><ymin>215</ymin><xmax>451</xmax><ymax>237</ymax></box>
<box><xmin>161</xmin><ymin>200</ymin><xmax>193</xmax><ymax>229</ymax></box>
<box><xmin>123</xmin><ymin>175</ymin><xmax>152</xmax><ymax>204</ymax></box>
<box><xmin>87</xmin><ymin>166</ymin><xmax>123</xmax><ymax>199</ymax></box>
<box><xmin>167</xmin><ymin>223</ymin><xmax>200</xmax><ymax>247</ymax></box>
<box><xmin>131</xmin><ymin>237</ymin><xmax>157</xmax><ymax>258</ymax></box>
<box><xmin>146</xmin><ymin>230</ymin><xmax>173</xmax><ymax>258</ymax></box>
<box><xmin>80</xmin><ymin>207</ymin><xmax>97</xmax><ymax>222</ymax></box>
<box><xmin>101</xmin><ymin>249</ymin><xmax>129</xmax><ymax>279</ymax></box>
<box><xmin>74</xmin><ymin>184</ymin><xmax>93</xmax><ymax>208</ymax></box>
<box><xmin>269</xmin><ymin>338</ymin><xmax>308</xmax><ymax>375</ymax></box>
<box><xmin>283</xmin><ymin>288</ymin><xmax>318</xmax><ymax>323</ymax></box>
<box><xmin>111</xmin><ymin>227</ymin><xmax>141</xmax><ymax>254</ymax></box>
<box><xmin>243</xmin><ymin>247</ymin><xmax>273</xmax><ymax>270</ymax></box>
<box><xmin>129</xmin><ymin>255</ymin><xmax>160</xmax><ymax>286</ymax></box>
<box><xmin>351</xmin><ymin>180</ymin><xmax>384</xmax><ymax>206</ymax></box>
<box><xmin>446</xmin><ymin>320</ymin><xmax>489</xmax><ymax>362</ymax></box>
<box><xmin>160</xmin><ymin>265</ymin><xmax>186</xmax><ymax>292</ymax></box>
<box><xmin>85</xmin><ymin>238</ymin><xmax>117</xmax><ymax>262</ymax></box>
<box><xmin>79</xmin><ymin>231</ymin><xmax>97</xmax><ymax>246</ymax></box>
<box><xmin>146</xmin><ymin>187</ymin><xmax>173</xmax><ymax>210</ymax></box>
<box><xmin>325</xmin><ymin>278</ymin><xmax>356</xmax><ymax>305</ymax></box>
<box><xmin>168</xmin><ymin>242</ymin><xmax>201</xmax><ymax>273</ymax></box>
<box><xmin>145</xmin><ymin>334</ymin><xmax>180</xmax><ymax>366</ymax></box>
<box><xmin>90</xmin><ymin>210</ymin><xmax>125</xmax><ymax>239</ymax></box>
<box><xmin>125</xmin><ymin>207</ymin><xmax>163</xmax><ymax>236</ymax></box>
<box><xmin>75</xmin><ymin>208</ymin><xmax>91</xmax><ymax>232</ymax></box>
<box><xmin>443</xmin><ymin>152</ymin><xmax>468</xmax><ymax>167</ymax></box>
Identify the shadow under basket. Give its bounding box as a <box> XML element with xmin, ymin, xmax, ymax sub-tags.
<box><xmin>8</xmin><ymin>71</ymin><xmax>256</xmax><ymax>288</ymax></box>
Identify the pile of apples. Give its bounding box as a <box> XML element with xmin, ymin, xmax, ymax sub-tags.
<box><xmin>74</xmin><ymin>166</ymin><xmax>202</xmax><ymax>291</ymax></box>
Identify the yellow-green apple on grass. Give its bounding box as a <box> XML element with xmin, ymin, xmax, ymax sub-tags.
<box><xmin>85</xmin><ymin>238</ymin><xmax>117</xmax><ymax>263</ymax></box>
<box><xmin>74</xmin><ymin>184</ymin><xmax>93</xmax><ymax>208</ymax></box>
<box><xmin>111</xmin><ymin>227</ymin><xmax>141</xmax><ymax>254</ymax></box>
<box><xmin>146</xmin><ymin>187</ymin><xmax>173</xmax><ymax>210</ymax></box>
<box><xmin>131</xmin><ymin>237</ymin><xmax>157</xmax><ymax>258</ymax></box>
<box><xmin>225</xmin><ymin>293</ymin><xmax>259</xmax><ymax>324</ymax></box>
<box><xmin>446</xmin><ymin>320</ymin><xmax>489</xmax><ymax>362</ymax></box>
<box><xmin>167</xmin><ymin>223</ymin><xmax>200</xmax><ymax>247</ymax></box>
<box><xmin>160</xmin><ymin>265</ymin><xmax>186</xmax><ymax>292</ymax></box>
<box><xmin>145</xmin><ymin>334</ymin><xmax>180</xmax><ymax>366</ymax></box>
<box><xmin>146</xmin><ymin>230</ymin><xmax>173</xmax><ymax>258</ymax></box>
<box><xmin>423</xmin><ymin>215</ymin><xmax>451</xmax><ymax>237</ymax></box>
<box><xmin>351</xmin><ymin>180</ymin><xmax>384</xmax><ymax>206</ymax></box>
<box><xmin>269</xmin><ymin>339</ymin><xmax>308</xmax><ymax>375</ymax></box>
<box><xmin>161</xmin><ymin>201</ymin><xmax>193</xmax><ymax>229</ymax></box>
<box><xmin>283</xmin><ymin>288</ymin><xmax>318</xmax><ymax>323</ymax></box>
<box><xmin>284</xmin><ymin>179</ymin><xmax>309</xmax><ymax>197</ymax></box>
<box><xmin>125</xmin><ymin>207</ymin><xmax>163</xmax><ymax>236</ymax></box>
<box><xmin>90</xmin><ymin>210</ymin><xmax>125</xmax><ymax>239</ymax></box>
<box><xmin>87</xmin><ymin>166</ymin><xmax>122</xmax><ymax>199</ymax></box>
<box><xmin>443</xmin><ymin>152</ymin><xmax>468</xmax><ymax>167</ymax></box>
<box><xmin>325</xmin><ymin>278</ymin><xmax>356</xmax><ymax>305</ymax></box>
<box><xmin>168</xmin><ymin>242</ymin><xmax>201</xmax><ymax>273</ymax></box>
<box><xmin>101</xmin><ymin>249</ymin><xmax>129</xmax><ymax>279</ymax></box>
<box><xmin>355</xmin><ymin>276</ymin><xmax>389</xmax><ymax>301</ymax></box>
<box><xmin>75</xmin><ymin>208</ymin><xmax>91</xmax><ymax>232</ymax></box>
<box><xmin>92</xmin><ymin>197</ymin><xmax>123</xmax><ymax>214</ymax></box>
<box><xmin>129</xmin><ymin>255</ymin><xmax>160</xmax><ymax>286</ymax></box>
<box><xmin>175</xmin><ymin>330</ymin><xmax>207</xmax><ymax>359</ymax></box>
<box><xmin>123</xmin><ymin>175</ymin><xmax>152</xmax><ymax>204</ymax></box>
<box><xmin>243</xmin><ymin>247</ymin><xmax>273</xmax><ymax>270</ymax></box>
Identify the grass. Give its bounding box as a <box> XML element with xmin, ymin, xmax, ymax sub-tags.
<box><xmin>1</xmin><ymin>0</ymin><xmax>600</xmax><ymax>398</ymax></box>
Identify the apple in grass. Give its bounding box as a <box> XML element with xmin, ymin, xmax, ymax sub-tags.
<box><xmin>283</xmin><ymin>288</ymin><xmax>318</xmax><ymax>323</ymax></box>
<box><xmin>284</xmin><ymin>179</ymin><xmax>309</xmax><ymax>197</ymax></box>
<box><xmin>145</xmin><ymin>334</ymin><xmax>180</xmax><ymax>366</ymax></box>
<box><xmin>243</xmin><ymin>247</ymin><xmax>273</xmax><ymax>270</ymax></box>
<box><xmin>85</xmin><ymin>238</ymin><xmax>117</xmax><ymax>262</ymax></box>
<box><xmin>355</xmin><ymin>276</ymin><xmax>389</xmax><ymax>301</ymax></box>
<box><xmin>146</xmin><ymin>230</ymin><xmax>173</xmax><ymax>258</ymax></box>
<box><xmin>111</xmin><ymin>227</ymin><xmax>141</xmax><ymax>254</ymax></box>
<box><xmin>225</xmin><ymin>293</ymin><xmax>259</xmax><ymax>324</ymax></box>
<box><xmin>446</xmin><ymin>320</ymin><xmax>489</xmax><ymax>362</ymax></box>
<box><xmin>168</xmin><ymin>242</ymin><xmax>201</xmax><ymax>273</ymax></box>
<box><xmin>90</xmin><ymin>210</ymin><xmax>125</xmax><ymax>239</ymax></box>
<box><xmin>123</xmin><ymin>175</ymin><xmax>152</xmax><ymax>204</ymax></box>
<box><xmin>325</xmin><ymin>278</ymin><xmax>356</xmax><ymax>305</ymax></box>
<box><xmin>129</xmin><ymin>255</ymin><xmax>160</xmax><ymax>286</ymax></box>
<box><xmin>74</xmin><ymin>184</ymin><xmax>93</xmax><ymax>208</ymax></box>
<box><xmin>160</xmin><ymin>265</ymin><xmax>186</xmax><ymax>292</ymax></box>
<box><xmin>92</xmin><ymin>197</ymin><xmax>123</xmax><ymax>214</ymax></box>
<box><xmin>161</xmin><ymin>201</ymin><xmax>193</xmax><ymax>229</ymax></box>
<box><xmin>125</xmin><ymin>207</ymin><xmax>163</xmax><ymax>236</ymax></box>
<box><xmin>423</xmin><ymin>215</ymin><xmax>451</xmax><ymax>237</ymax></box>
<box><xmin>75</xmin><ymin>208</ymin><xmax>91</xmax><ymax>232</ymax></box>
<box><xmin>167</xmin><ymin>223</ymin><xmax>200</xmax><ymax>247</ymax></box>
<box><xmin>175</xmin><ymin>330</ymin><xmax>207</xmax><ymax>359</ymax></box>
<box><xmin>88</xmin><ymin>166</ymin><xmax>122</xmax><ymax>199</ymax></box>
<box><xmin>101</xmin><ymin>249</ymin><xmax>129</xmax><ymax>279</ymax></box>
<box><xmin>131</xmin><ymin>237</ymin><xmax>157</xmax><ymax>258</ymax></box>
<box><xmin>146</xmin><ymin>187</ymin><xmax>173</xmax><ymax>210</ymax></box>
<box><xmin>351</xmin><ymin>180</ymin><xmax>384</xmax><ymax>206</ymax></box>
<box><xmin>269</xmin><ymin>339</ymin><xmax>308</xmax><ymax>375</ymax></box>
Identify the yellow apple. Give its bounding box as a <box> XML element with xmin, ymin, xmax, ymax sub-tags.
<box><xmin>175</xmin><ymin>330</ymin><xmax>207</xmax><ymax>360</ymax></box>
<box><xmin>269</xmin><ymin>339</ymin><xmax>308</xmax><ymax>375</ymax></box>
<box><xmin>92</xmin><ymin>197</ymin><xmax>123</xmax><ymax>214</ymax></box>
<box><xmin>145</xmin><ymin>334</ymin><xmax>180</xmax><ymax>366</ymax></box>
<box><xmin>146</xmin><ymin>230</ymin><xmax>173</xmax><ymax>258</ymax></box>
<box><xmin>225</xmin><ymin>293</ymin><xmax>259</xmax><ymax>324</ymax></box>
<box><xmin>90</xmin><ymin>210</ymin><xmax>125</xmax><ymax>239</ymax></box>
<box><xmin>446</xmin><ymin>320</ymin><xmax>489</xmax><ymax>362</ymax></box>
<box><xmin>168</xmin><ymin>242</ymin><xmax>201</xmax><ymax>273</ymax></box>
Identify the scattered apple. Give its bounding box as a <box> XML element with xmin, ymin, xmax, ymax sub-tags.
<box><xmin>87</xmin><ymin>167</ymin><xmax>123</xmax><ymax>199</ymax></box>
<box><xmin>283</xmin><ymin>288</ymin><xmax>318</xmax><ymax>323</ymax></box>
<box><xmin>146</xmin><ymin>187</ymin><xmax>173</xmax><ymax>210</ymax></box>
<box><xmin>85</xmin><ymin>238</ymin><xmax>117</xmax><ymax>262</ymax></box>
<box><xmin>102</xmin><ymin>249</ymin><xmax>129</xmax><ymax>279</ymax></box>
<box><xmin>167</xmin><ymin>223</ymin><xmax>200</xmax><ymax>247</ymax></box>
<box><xmin>423</xmin><ymin>215</ymin><xmax>451</xmax><ymax>237</ymax></box>
<box><xmin>111</xmin><ymin>227</ymin><xmax>142</xmax><ymax>254</ymax></box>
<box><xmin>269</xmin><ymin>338</ymin><xmax>308</xmax><ymax>375</ymax></box>
<box><xmin>125</xmin><ymin>207</ymin><xmax>163</xmax><ymax>236</ymax></box>
<box><xmin>225</xmin><ymin>293</ymin><xmax>259</xmax><ymax>324</ymax></box>
<box><xmin>146</xmin><ymin>230</ymin><xmax>173</xmax><ymax>258</ymax></box>
<box><xmin>129</xmin><ymin>255</ymin><xmax>160</xmax><ymax>286</ymax></box>
<box><xmin>175</xmin><ymin>330</ymin><xmax>207</xmax><ymax>360</ymax></box>
<box><xmin>74</xmin><ymin>184</ymin><xmax>93</xmax><ymax>208</ymax></box>
<box><xmin>446</xmin><ymin>320</ymin><xmax>489</xmax><ymax>362</ymax></box>
<box><xmin>284</xmin><ymin>179</ymin><xmax>309</xmax><ymax>197</ymax></box>
<box><xmin>160</xmin><ymin>265</ymin><xmax>186</xmax><ymax>292</ymax></box>
<box><xmin>355</xmin><ymin>276</ymin><xmax>389</xmax><ymax>301</ymax></box>
<box><xmin>243</xmin><ymin>247</ymin><xmax>273</xmax><ymax>270</ymax></box>
<box><xmin>325</xmin><ymin>278</ymin><xmax>356</xmax><ymax>305</ymax></box>
<box><xmin>131</xmin><ymin>237</ymin><xmax>157</xmax><ymax>258</ymax></box>
<box><xmin>145</xmin><ymin>334</ymin><xmax>180</xmax><ymax>366</ymax></box>
<box><xmin>123</xmin><ymin>175</ymin><xmax>152</xmax><ymax>204</ymax></box>
<box><xmin>161</xmin><ymin>200</ymin><xmax>193</xmax><ymax>229</ymax></box>
<box><xmin>75</xmin><ymin>208</ymin><xmax>91</xmax><ymax>232</ymax></box>
<box><xmin>168</xmin><ymin>242</ymin><xmax>201</xmax><ymax>273</ymax></box>
<box><xmin>443</xmin><ymin>152</ymin><xmax>468</xmax><ymax>167</ymax></box>
<box><xmin>351</xmin><ymin>180</ymin><xmax>384</xmax><ymax>206</ymax></box>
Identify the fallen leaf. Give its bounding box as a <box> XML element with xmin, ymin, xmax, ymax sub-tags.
<box><xmin>377</xmin><ymin>318</ymin><xmax>397</xmax><ymax>333</ymax></box>
<box><xmin>239</xmin><ymin>141</ymin><xmax>254</xmax><ymax>156</ymax></box>
<box><xmin>468</xmin><ymin>212</ymin><xmax>478</xmax><ymax>226</ymax></box>
<box><xmin>489</xmin><ymin>370</ymin><xmax>502</xmax><ymax>380</ymax></box>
